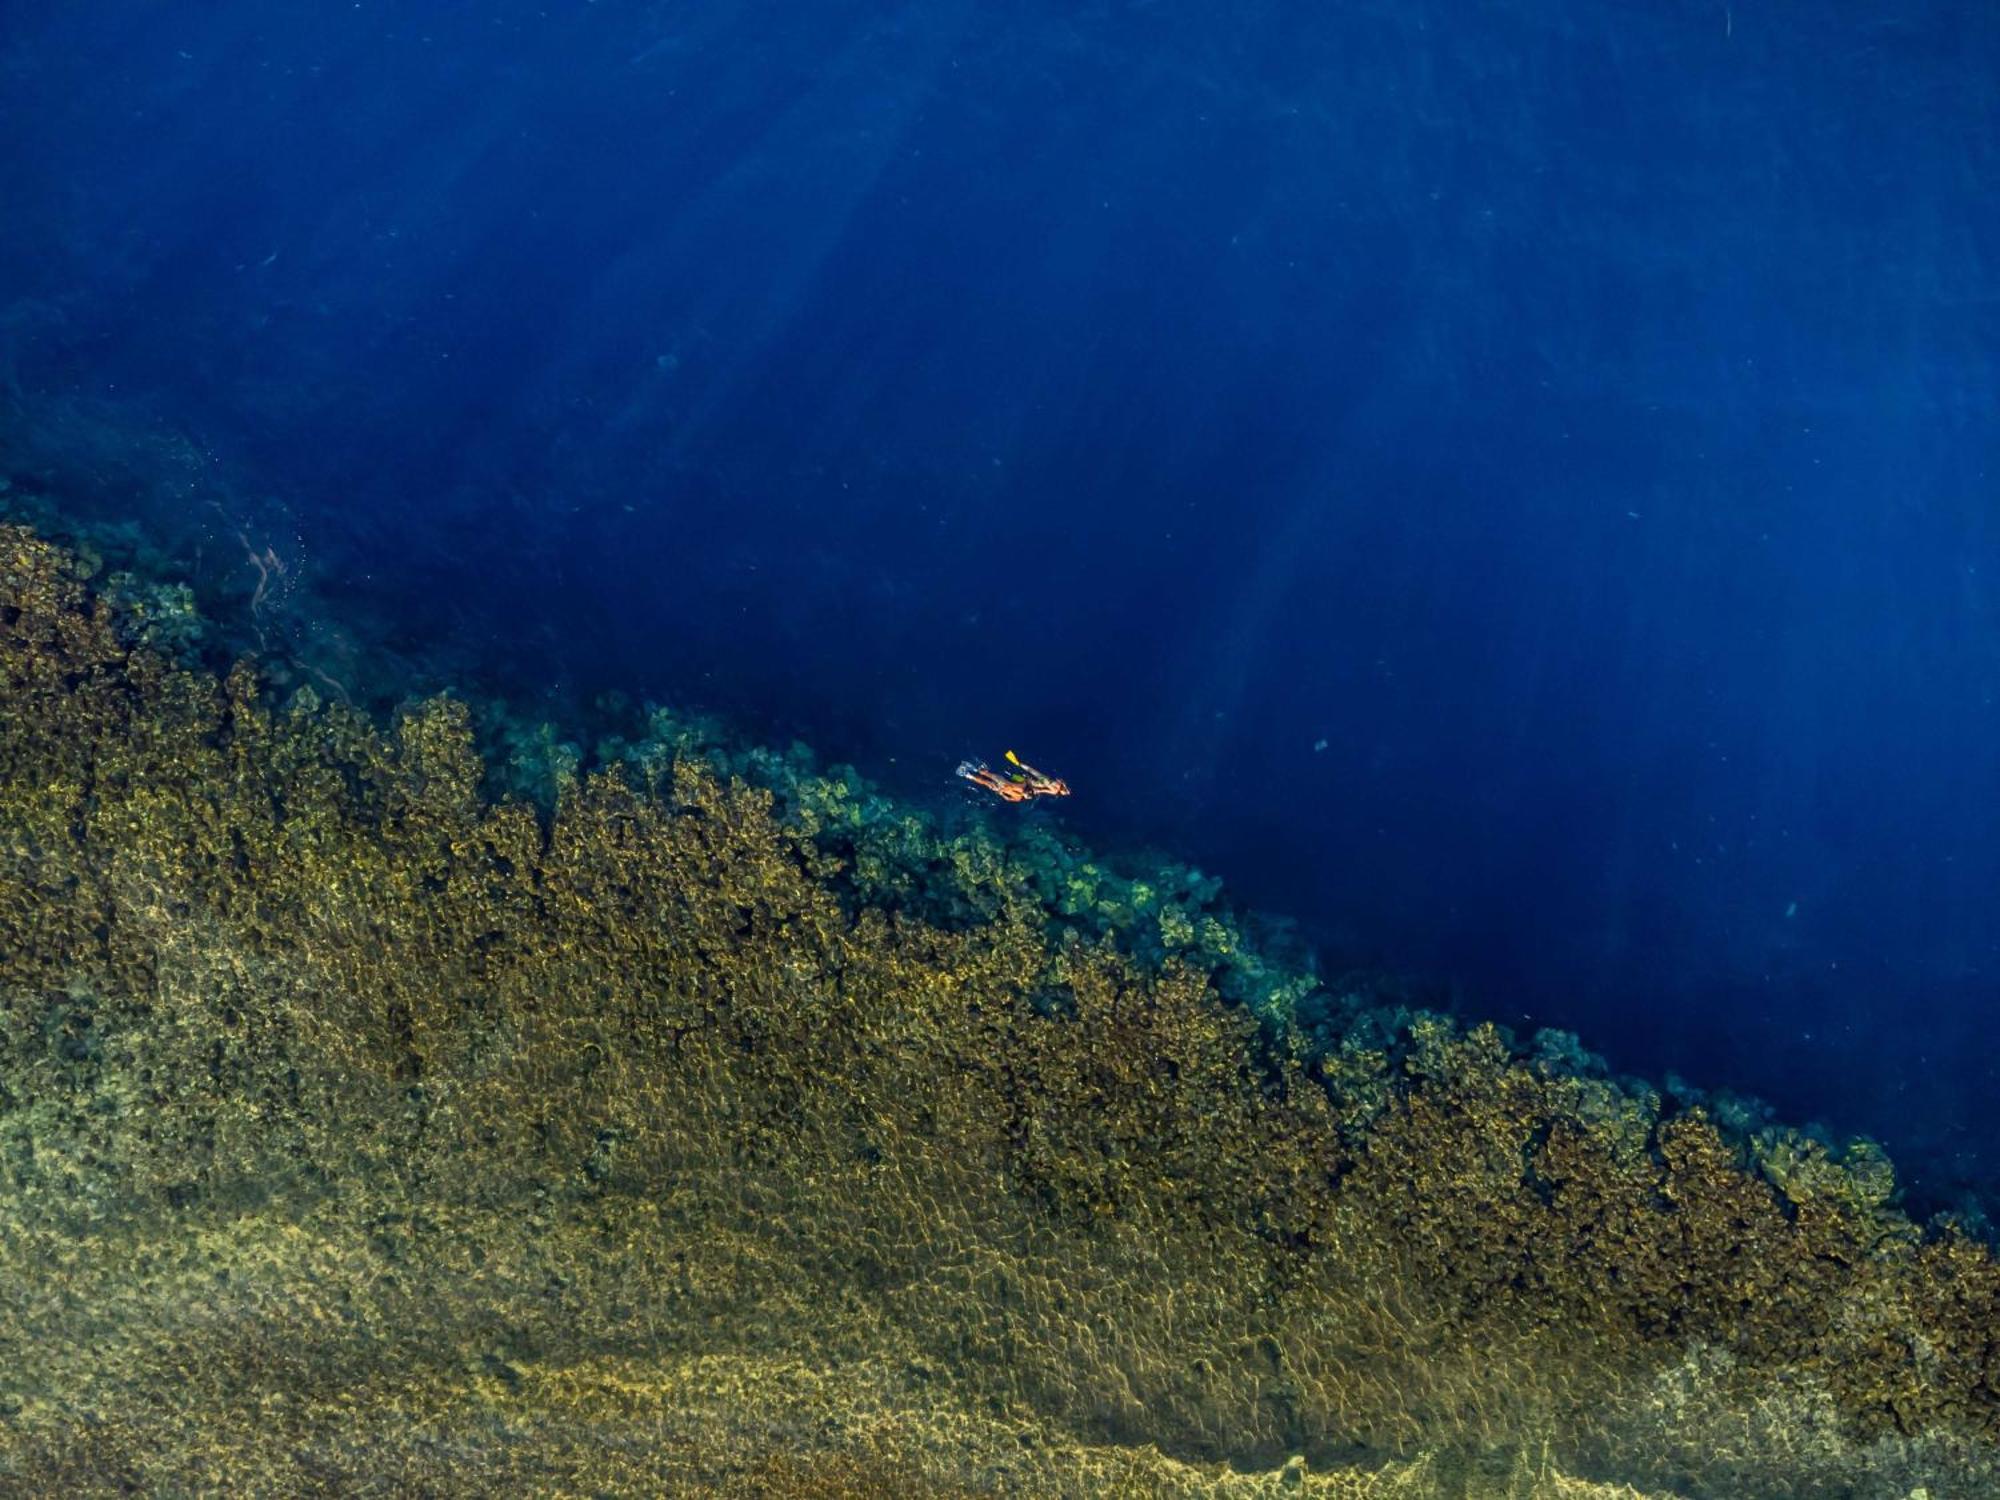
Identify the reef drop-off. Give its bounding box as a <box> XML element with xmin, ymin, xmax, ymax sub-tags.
<box><xmin>0</xmin><ymin>521</ymin><xmax>1995</xmax><ymax>1497</ymax></box>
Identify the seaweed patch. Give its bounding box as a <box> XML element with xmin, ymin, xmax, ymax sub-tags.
<box><xmin>0</xmin><ymin>523</ymin><xmax>1994</xmax><ymax>1496</ymax></box>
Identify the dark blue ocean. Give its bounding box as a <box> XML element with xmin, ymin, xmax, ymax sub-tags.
<box><xmin>2</xmin><ymin>0</ymin><xmax>1996</xmax><ymax>1212</ymax></box>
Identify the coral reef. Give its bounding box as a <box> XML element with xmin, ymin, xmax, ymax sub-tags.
<box><xmin>1</xmin><ymin>521</ymin><xmax>1995</xmax><ymax>1497</ymax></box>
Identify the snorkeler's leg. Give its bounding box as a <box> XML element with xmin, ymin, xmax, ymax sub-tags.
<box><xmin>965</xmin><ymin>766</ymin><xmax>1009</xmax><ymax>795</ymax></box>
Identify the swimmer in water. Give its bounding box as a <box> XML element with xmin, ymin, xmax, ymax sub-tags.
<box><xmin>956</xmin><ymin>749</ymin><xmax>1070</xmax><ymax>803</ymax></box>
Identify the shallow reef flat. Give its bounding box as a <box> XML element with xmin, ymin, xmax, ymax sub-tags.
<box><xmin>0</xmin><ymin>521</ymin><xmax>1995</xmax><ymax>1498</ymax></box>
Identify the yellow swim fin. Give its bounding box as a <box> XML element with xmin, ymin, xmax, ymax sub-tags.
<box><xmin>1004</xmin><ymin>749</ymin><xmax>1022</xmax><ymax>767</ymax></box>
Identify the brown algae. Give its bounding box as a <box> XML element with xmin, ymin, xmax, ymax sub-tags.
<box><xmin>0</xmin><ymin>522</ymin><xmax>1995</xmax><ymax>1497</ymax></box>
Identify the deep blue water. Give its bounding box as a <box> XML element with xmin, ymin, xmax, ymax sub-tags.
<box><xmin>3</xmin><ymin>0</ymin><xmax>1997</xmax><ymax>1210</ymax></box>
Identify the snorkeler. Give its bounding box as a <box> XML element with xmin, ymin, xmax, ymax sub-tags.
<box><xmin>956</xmin><ymin>750</ymin><xmax>1071</xmax><ymax>802</ymax></box>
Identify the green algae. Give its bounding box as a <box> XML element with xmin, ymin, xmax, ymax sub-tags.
<box><xmin>0</xmin><ymin>520</ymin><xmax>1996</xmax><ymax>1498</ymax></box>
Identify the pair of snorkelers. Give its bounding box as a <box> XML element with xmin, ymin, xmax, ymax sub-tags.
<box><xmin>956</xmin><ymin>749</ymin><xmax>1070</xmax><ymax>803</ymax></box>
